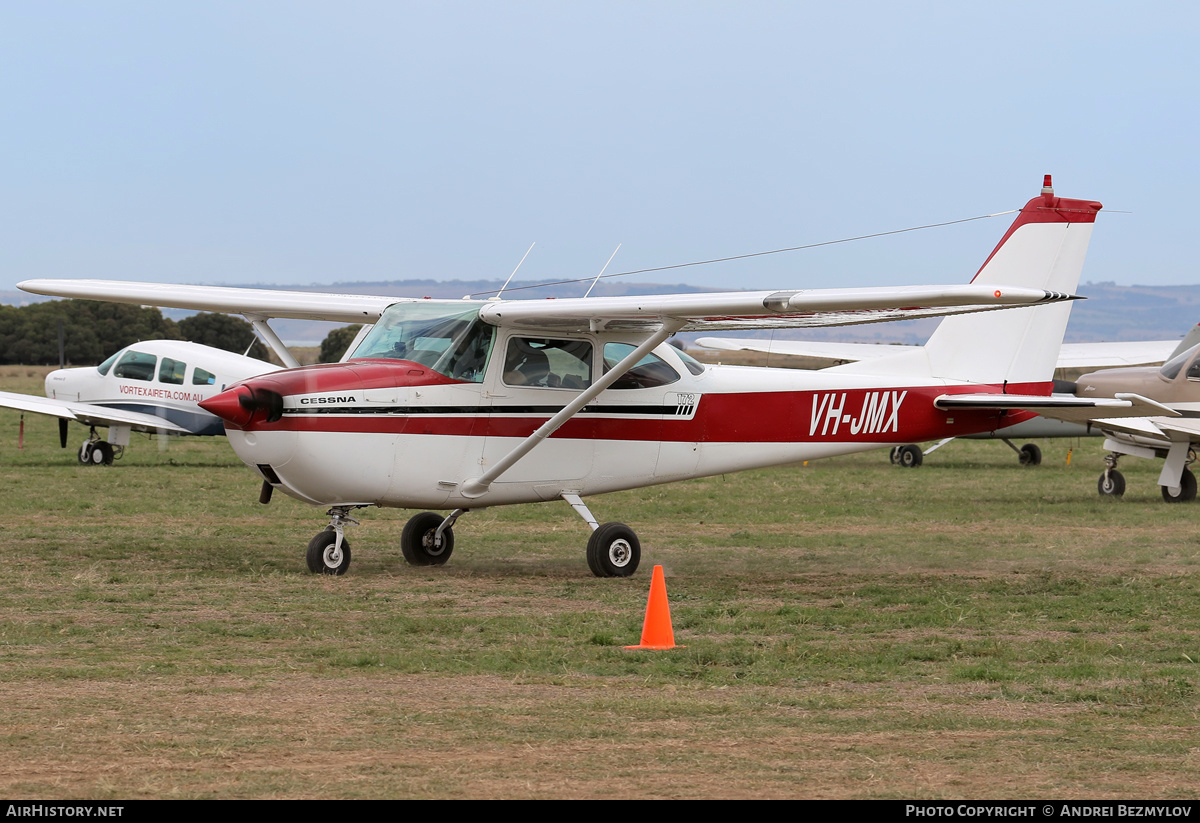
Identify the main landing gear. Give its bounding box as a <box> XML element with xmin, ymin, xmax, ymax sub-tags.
<box><xmin>890</xmin><ymin>440</ymin><xmax>1042</xmax><ymax>468</ymax></box>
<box><xmin>77</xmin><ymin>428</ymin><xmax>121</xmax><ymax>466</ymax></box>
<box><xmin>1096</xmin><ymin>451</ymin><xmax>1198</xmax><ymax>502</ymax></box>
<box><xmin>301</xmin><ymin>498</ymin><xmax>642</xmax><ymax>578</ymax></box>
<box><xmin>889</xmin><ymin>444</ymin><xmax>923</xmax><ymax>468</ymax></box>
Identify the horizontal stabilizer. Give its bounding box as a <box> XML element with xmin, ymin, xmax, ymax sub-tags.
<box><xmin>932</xmin><ymin>392</ymin><xmax>1178</xmax><ymax>424</ymax></box>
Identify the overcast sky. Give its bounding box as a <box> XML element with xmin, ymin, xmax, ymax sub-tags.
<box><xmin>2</xmin><ymin>2</ymin><xmax>1196</xmax><ymax>296</ymax></box>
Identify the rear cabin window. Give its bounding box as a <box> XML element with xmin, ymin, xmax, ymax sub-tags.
<box><xmin>503</xmin><ymin>338</ymin><xmax>592</xmax><ymax>389</ymax></box>
<box><xmin>602</xmin><ymin>343</ymin><xmax>680</xmax><ymax>389</ymax></box>
<box><xmin>193</xmin><ymin>367</ymin><xmax>216</xmax><ymax>386</ymax></box>
<box><xmin>113</xmin><ymin>350</ymin><xmax>157</xmax><ymax>381</ymax></box>
<box><xmin>159</xmin><ymin>358</ymin><xmax>187</xmax><ymax>385</ymax></box>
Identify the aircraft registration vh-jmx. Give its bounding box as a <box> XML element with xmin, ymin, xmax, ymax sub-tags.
<box><xmin>20</xmin><ymin>176</ymin><xmax>1156</xmax><ymax>578</ymax></box>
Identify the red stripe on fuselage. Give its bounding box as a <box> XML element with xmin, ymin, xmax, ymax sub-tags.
<box><xmin>240</xmin><ymin>382</ymin><xmax>1045</xmax><ymax>443</ymax></box>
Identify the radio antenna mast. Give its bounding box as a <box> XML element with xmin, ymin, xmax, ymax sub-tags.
<box><xmin>584</xmin><ymin>244</ymin><xmax>622</xmax><ymax>298</ymax></box>
<box><xmin>495</xmin><ymin>242</ymin><xmax>536</xmax><ymax>300</ymax></box>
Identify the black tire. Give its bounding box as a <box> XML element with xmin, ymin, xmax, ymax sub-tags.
<box><xmin>1161</xmin><ymin>468</ymin><xmax>1198</xmax><ymax>503</ymax></box>
<box><xmin>898</xmin><ymin>444</ymin><xmax>923</xmax><ymax>468</ymax></box>
<box><xmin>306</xmin><ymin>528</ymin><xmax>351</xmax><ymax>575</ymax></box>
<box><xmin>91</xmin><ymin>442</ymin><xmax>114</xmax><ymax>466</ymax></box>
<box><xmin>586</xmin><ymin>522</ymin><xmax>641</xmax><ymax>578</ymax></box>
<box><xmin>78</xmin><ymin>442</ymin><xmax>93</xmax><ymax>465</ymax></box>
<box><xmin>889</xmin><ymin>446</ymin><xmax>901</xmax><ymax>464</ymax></box>
<box><xmin>1098</xmin><ymin>470</ymin><xmax>1126</xmax><ymax>497</ymax></box>
<box><xmin>1019</xmin><ymin>443</ymin><xmax>1042</xmax><ymax>466</ymax></box>
<box><xmin>400</xmin><ymin>511</ymin><xmax>454</xmax><ymax>566</ymax></box>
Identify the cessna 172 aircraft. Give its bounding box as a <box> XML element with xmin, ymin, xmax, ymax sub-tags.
<box><xmin>21</xmin><ymin>177</ymin><xmax>1158</xmax><ymax>577</ymax></box>
<box><xmin>696</xmin><ymin>324</ymin><xmax>1200</xmax><ymax>468</ymax></box>
<box><xmin>0</xmin><ymin>339</ymin><xmax>278</xmax><ymax>463</ymax></box>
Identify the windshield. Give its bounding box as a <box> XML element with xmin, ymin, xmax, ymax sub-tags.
<box><xmin>350</xmin><ymin>303</ymin><xmax>495</xmax><ymax>382</ymax></box>
<box><xmin>1159</xmin><ymin>343</ymin><xmax>1200</xmax><ymax>380</ymax></box>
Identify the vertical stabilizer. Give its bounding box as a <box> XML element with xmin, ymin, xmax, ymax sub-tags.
<box><xmin>921</xmin><ymin>176</ymin><xmax>1103</xmax><ymax>385</ymax></box>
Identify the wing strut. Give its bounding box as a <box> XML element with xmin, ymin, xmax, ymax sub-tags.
<box><xmin>459</xmin><ymin>319</ymin><xmax>686</xmax><ymax>498</ymax></box>
<box><xmin>244</xmin><ymin>314</ymin><xmax>300</xmax><ymax>369</ymax></box>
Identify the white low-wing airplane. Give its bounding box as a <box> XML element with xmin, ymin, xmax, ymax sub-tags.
<box><xmin>0</xmin><ymin>339</ymin><xmax>279</xmax><ymax>463</ymax></box>
<box><xmin>21</xmin><ymin>177</ymin><xmax>1152</xmax><ymax>577</ymax></box>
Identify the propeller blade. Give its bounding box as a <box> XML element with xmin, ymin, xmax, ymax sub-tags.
<box><xmin>259</xmin><ymin>480</ymin><xmax>274</xmax><ymax>505</ymax></box>
<box><xmin>58</xmin><ymin>418</ymin><xmax>69</xmax><ymax>449</ymax></box>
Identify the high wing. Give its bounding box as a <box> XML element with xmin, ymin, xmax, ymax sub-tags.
<box><xmin>0</xmin><ymin>390</ymin><xmax>192</xmax><ymax>434</ymax></box>
<box><xmin>932</xmin><ymin>392</ymin><xmax>1179</xmax><ymax>424</ymax></box>
<box><xmin>17</xmin><ymin>279</ymin><xmax>397</xmax><ymax>323</ymax></box>
<box><xmin>696</xmin><ymin>336</ymin><xmax>1182</xmax><ymax>369</ymax></box>
<box><xmin>18</xmin><ymin>279</ymin><xmax>1076</xmax><ymax>335</ymax></box>
<box><xmin>474</xmin><ymin>285</ymin><xmax>1076</xmax><ymax>332</ymax></box>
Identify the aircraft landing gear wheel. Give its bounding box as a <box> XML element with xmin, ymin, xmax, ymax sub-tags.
<box><xmin>889</xmin><ymin>446</ymin><xmax>901</xmax><ymax>464</ymax></box>
<box><xmin>1018</xmin><ymin>443</ymin><xmax>1042</xmax><ymax>466</ymax></box>
<box><xmin>586</xmin><ymin>522</ymin><xmax>641</xmax><ymax>578</ymax></box>
<box><xmin>78</xmin><ymin>441</ymin><xmax>93</xmax><ymax>464</ymax></box>
<box><xmin>1161</xmin><ymin>468</ymin><xmax>1197</xmax><ymax>503</ymax></box>
<box><xmin>84</xmin><ymin>441</ymin><xmax>114</xmax><ymax>466</ymax></box>
<box><xmin>897</xmin><ymin>444</ymin><xmax>923</xmax><ymax>468</ymax></box>
<box><xmin>401</xmin><ymin>511</ymin><xmax>454</xmax><ymax>566</ymax></box>
<box><xmin>306</xmin><ymin>528</ymin><xmax>351</xmax><ymax>575</ymax></box>
<box><xmin>1098</xmin><ymin>470</ymin><xmax>1126</xmax><ymax>497</ymax></box>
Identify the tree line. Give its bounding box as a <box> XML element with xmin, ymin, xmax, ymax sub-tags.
<box><xmin>0</xmin><ymin>300</ymin><xmax>273</xmax><ymax>365</ymax></box>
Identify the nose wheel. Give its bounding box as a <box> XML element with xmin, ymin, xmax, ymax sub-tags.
<box><xmin>306</xmin><ymin>506</ymin><xmax>361</xmax><ymax>575</ymax></box>
<box><xmin>306</xmin><ymin>528</ymin><xmax>352</xmax><ymax>575</ymax></box>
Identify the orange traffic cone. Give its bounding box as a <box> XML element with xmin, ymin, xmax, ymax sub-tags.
<box><xmin>625</xmin><ymin>565</ymin><xmax>682</xmax><ymax>650</ymax></box>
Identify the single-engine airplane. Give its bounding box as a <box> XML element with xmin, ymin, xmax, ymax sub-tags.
<box><xmin>21</xmin><ymin>176</ymin><xmax>1154</xmax><ymax>577</ymax></box>
<box><xmin>0</xmin><ymin>339</ymin><xmax>279</xmax><ymax>463</ymax></box>
<box><xmin>696</xmin><ymin>324</ymin><xmax>1200</xmax><ymax>467</ymax></box>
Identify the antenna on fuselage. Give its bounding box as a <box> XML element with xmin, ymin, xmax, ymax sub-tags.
<box><xmin>583</xmin><ymin>244</ymin><xmax>622</xmax><ymax>298</ymax></box>
<box><xmin>494</xmin><ymin>242</ymin><xmax>536</xmax><ymax>301</ymax></box>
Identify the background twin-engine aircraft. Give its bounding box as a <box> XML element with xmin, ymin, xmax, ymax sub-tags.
<box><xmin>20</xmin><ymin>177</ymin><xmax>1162</xmax><ymax>577</ymax></box>
<box><xmin>0</xmin><ymin>340</ymin><xmax>278</xmax><ymax>463</ymax></box>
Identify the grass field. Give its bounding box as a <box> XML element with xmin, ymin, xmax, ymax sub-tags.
<box><xmin>1</xmin><ymin>365</ymin><xmax>1198</xmax><ymax>799</ymax></box>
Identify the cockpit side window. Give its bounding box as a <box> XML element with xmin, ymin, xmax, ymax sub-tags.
<box><xmin>503</xmin><ymin>338</ymin><xmax>592</xmax><ymax>389</ymax></box>
<box><xmin>602</xmin><ymin>343</ymin><xmax>680</xmax><ymax>389</ymax></box>
<box><xmin>193</xmin><ymin>367</ymin><xmax>216</xmax><ymax>386</ymax></box>
<box><xmin>159</xmin><ymin>358</ymin><xmax>187</xmax><ymax>385</ymax></box>
<box><xmin>97</xmin><ymin>351</ymin><xmax>120</xmax><ymax>376</ymax></box>
<box><xmin>113</xmin><ymin>350</ymin><xmax>157</xmax><ymax>382</ymax></box>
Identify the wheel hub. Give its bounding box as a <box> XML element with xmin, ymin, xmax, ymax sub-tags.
<box><xmin>422</xmin><ymin>532</ymin><xmax>446</xmax><ymax>556</ymax></box>
<box><xmin>608</xmin><ymin>539</ymin><xmax>631</xmax><ymax>567</ymax></box>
